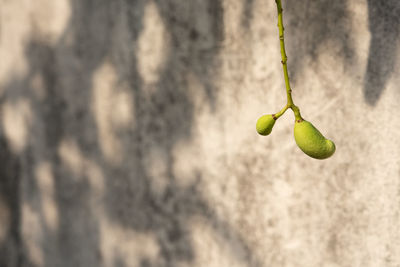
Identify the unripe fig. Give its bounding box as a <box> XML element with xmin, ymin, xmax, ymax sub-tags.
<box><xmin>256</xmin><ymin>114</ymin><xmax>276</xmax><ymax>136</ymax></box>
<box><xmin>294</xmin><ymin>119</ymin><xmax>335</xmax><ymax>159</ymax></box>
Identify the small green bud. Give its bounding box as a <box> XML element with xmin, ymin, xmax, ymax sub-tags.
<box><xmin>294</xmin><ymin>119</ymin><xmax>335</xmax><ymax>159</ymax></box>
<box><xmin>256</xmin><ymin>114</ymin><xmax>276</xmax><ymax>136</ymax></box>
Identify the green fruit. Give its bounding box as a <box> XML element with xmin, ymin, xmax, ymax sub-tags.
<box><xmin>256</xmin><ymin>114</ymin><xmax>276</xmax><ymax>136</ymax></box>
<box><xmin>294</xmin><ymin>119</ymin><xmax>335</xmax><ymax>159</ymax></box>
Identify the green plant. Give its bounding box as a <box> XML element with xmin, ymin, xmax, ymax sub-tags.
<box><xmin>256</xmin><ymin>0</ymin><xmax>335</xmax><ymax>160</ymax></box>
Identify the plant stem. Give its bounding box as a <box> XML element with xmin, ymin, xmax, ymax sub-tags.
<box><xmin>275</xmin><ymin>0</ymin><xmax>303</xmax><ymax>121</ymax></box>
<box><xmin>274</xmin><ymin>105</ymin><xmax>288</xmax><ymax>119</ymax></box>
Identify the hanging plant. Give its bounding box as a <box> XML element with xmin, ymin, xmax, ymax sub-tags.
<box><xmin>256</xmin><ymin>0</ymin><xmax>335</xmax><ymax>160</ymax></box>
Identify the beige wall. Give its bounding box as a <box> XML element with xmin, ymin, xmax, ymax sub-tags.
<box><xmin>1</xmin><ymin>0</ymin><xmax>400</xmax><ymax>266</ymax></box>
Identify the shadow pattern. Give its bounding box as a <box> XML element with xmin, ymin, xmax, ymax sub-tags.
<box><xmin>284</xmin><ymin>0</ymin><xmax>354</xmax><ymax>83</ymax></box>
<box><xmin>0</xmin><ymin>134</ymin><xmax>22</xmax><ymax>267</ymax></box>
<box><xmin>364</xmin><ymin>0</ymin><xmax>400</xmax><ymax>106</ymax></box>
<box><xmin>281</xmin><ymin>0</ymin><xmax>400</xmax><ymax>106</ymax></box>
<box><xmin>0</xmin><ymin>0</ymin><xmax>262</xmax><ymax>266</ymax></box>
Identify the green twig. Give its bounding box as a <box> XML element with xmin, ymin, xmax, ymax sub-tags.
<box><xmin>274</xmin><ymin>105</ymin><xmax>288</xmax><ymax>119</ymax></box>
<box><xmin>275</xmin><ymin>0</ymin><xmax>303</xmax><ymax>121</ymax></box>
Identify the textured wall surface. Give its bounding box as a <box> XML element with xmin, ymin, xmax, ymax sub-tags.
<box><xmin>1</xmin><ymin>0</ymin><xmax>400</xmax><ymax>266</ymax></box>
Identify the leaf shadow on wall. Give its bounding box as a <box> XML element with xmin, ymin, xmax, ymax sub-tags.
<box><xmin>364</xmin><ymin>0</ymin><xmax>400</xmax><ymax>106</ymax></box>
<box><xmin>0</xmin><ymin>0</ymin><xmax>263</xmax><ymax>267</ymax></box>
<box><xmin>0</xmin><ymin>136</ymin><xmax>21</xmax><ymax>267</ymax></box>
<box><xmin>283</xmin><ymin>0</ymin><xmax>354</xmax><ymax>84</ymax></box>
<box><xmin>276</xmin><ymin>0</ymin><xmax>400</xmax><ymax>107</ymax></box>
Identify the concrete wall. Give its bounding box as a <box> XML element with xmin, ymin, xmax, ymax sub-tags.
<box><xmin>1</xmin><ymin>0</ymin><xmax>400</xmax><ymax>266</ymax></box>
